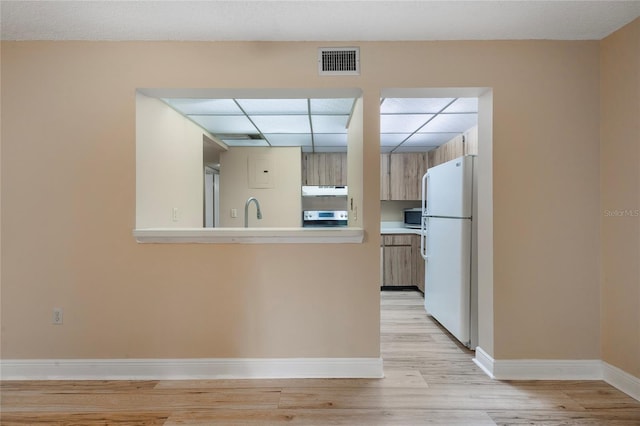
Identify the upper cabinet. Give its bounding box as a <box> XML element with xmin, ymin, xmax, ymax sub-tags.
<box><xmin>380</xmin><ymin>152</ymin><xmax>428</xmax><ymax>200</ymax></box>
<box><xmin>428</xmin><ymin>125</ymin><xmax>478</xmax><ymax>169</ymax></box>
<box><xmin>380</xmin><ymin>154</ymin><xmax>390</xmax><ymax>200</ymax></box>
<box><xmin>302</xmin><ymin>153</ymin><xmax>347</xmax><ymax>186</ymax></box>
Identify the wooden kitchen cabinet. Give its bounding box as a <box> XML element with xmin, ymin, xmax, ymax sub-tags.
<box><xmin>381</xmin><ymin>234</ymin><xmax>413</xmax><ymax>287</ymax></box>
<box><xmin>381</xmin><ymin>233</ymin><xmax>425</xmax><ymax>292</ymax></box>
<box><xmin>380</xmin><ymin>153</ymin><xmax>428</xmax><ymax>200</ymax></box>
<box><xmin>380</xmin><ymin>153</ymin><xmax>390</xmax><ymax>200</ymax></box>
<box><xmin>428</xmin><ymin>125</ymin><xmax>478</xmax><ymax>169</ymax></box>
<box><xmin>302</xmin><ymin>153</ymin><xmax>347</xmax><ymax>186</ymax></box>
<box><xmin>412</xmin><ymin>234</ymin><xmax>425</xmax><ymax>293</ymax></box>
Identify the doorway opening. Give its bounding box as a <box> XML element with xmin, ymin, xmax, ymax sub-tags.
<box><xmin>379</xmin><ymin>87</ymin><xmax>494</xmax><ymax>360</ymax></box>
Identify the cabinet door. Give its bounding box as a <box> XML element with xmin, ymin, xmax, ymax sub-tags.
<box><xmin>464</xmin><ymin>125</ymin><xmax>478</xmax><ymax>156</ymax></box>
<box><xmin>302</xmin><ymin>153</ymin><xmax>347</xmax><ymax>186</ymax></box>
<box><xmin>412</xmin><ymin>234</ymin><xmax>426</xmax><ymax>292</ymax></box>
<box><xmin>427</xmin><ymin>134</ymin><xmax>465</xmax><ymax>169</ymax></box>
<box><xmin>381</xmin><ymin>233</ymin><xmax>414</xmax><ymax>287</ymax></box>
<box><xmin>389</xmin><ymin>153</ymin><xmax>428</xmax><ymax>200</ymax></box>
<box><xmin>380</xmin><ymin>154</ymin><xmax>390</xmax><ymax>200</ymax></box>
<box><xmin>323</xmin><ymin>153</ymin><xmax>346</xmax><ymax>186</ymax></box>
<box><xmin>383</xmin><ymin>234</ymin><xmax>413</xmax><ymax>246</ymax></box>
<box><xmin>383</xmin><ymin>245</ymin><xmax>413</xmax><ymax>286</ymax></box>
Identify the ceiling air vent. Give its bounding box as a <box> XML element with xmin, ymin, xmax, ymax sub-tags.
<box><xmin>318</xmin><ymin>47</ymin><xmax>360</xmax><ymax>76</ymax></box>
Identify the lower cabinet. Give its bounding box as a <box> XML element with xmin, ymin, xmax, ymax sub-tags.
<box><xmin>381</xmin><ymin>234</ymin><xmax>412</xmax><ymax>287</ymax></box>
<box><xmin>381</xmin><ymin>234</ymin><xmax>425</xmax><ymax>291</ymax></box>
<box><xmin>412</xmin><ymin>234</ymin><xmax>425</xmax><ymax>293</ymax></box>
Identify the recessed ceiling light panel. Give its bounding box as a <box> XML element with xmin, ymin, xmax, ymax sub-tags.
<box><xmin>236</xmin><ymin>99</ymin><xmax>308</xmax><ymax>115</ymax></box>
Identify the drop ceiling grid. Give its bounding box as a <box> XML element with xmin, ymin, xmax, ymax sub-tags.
<box><xmin>164</xmin><ymin>96</ymin><xmax>478</xmax><ymax>153</ymax></box>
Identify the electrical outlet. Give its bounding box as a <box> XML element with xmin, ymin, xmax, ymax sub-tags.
<box><xmin>52</xmin><ymin>308</ymin><xmax>63</xmax><ymax>325</ymax></box>
<box><xmin>172</xmin><ymin>207</ymin><xmax>179</xmax><ymax>222</ymax></box>
<box><xmin>231</xmin><ymin>208</ymin><xmax>238</xmax><ymax>218</ymax></box>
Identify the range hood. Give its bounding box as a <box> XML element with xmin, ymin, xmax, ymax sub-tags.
<box><xmin>302</xmin><ymin>186</ymin><xmax>348</xmax><ymax>197</ymax></box>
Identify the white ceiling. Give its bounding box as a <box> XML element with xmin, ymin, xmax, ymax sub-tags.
<box><xmin>1</xmin><ymin>1</ymin><xmax>639</xmax><ymax>42</ymax></box>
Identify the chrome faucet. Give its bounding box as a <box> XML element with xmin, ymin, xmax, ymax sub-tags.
<box><xmin>244</xmin><ymin>197</ymin><xmax>263</xmax><ymax>227</ymax></box>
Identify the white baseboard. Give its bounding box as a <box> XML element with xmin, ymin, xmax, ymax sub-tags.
<box><xmin>493</xmin><ymin>358</ymin><xmax>603</xmax><ymax>381</ymax></box>
<box><xmin>0</xmin><ymin>357</ymin><xmax>384</xmax><ymax>381</ymax></box>
<box><xmin>474</xmin><ymin>346</ymin><xmax>600</xmax><ymax>380</ymax></box>
<box><xmin>473</xmin><ymin>347</ymin><xmax>639</xmax><ymax>402</ymax></box>
<box><xmin>473</xmin><ymin>346</ymin><xmax>495</xmax><ymax>378</ymax></box>
<box><xmin>603</xmin><ymin>361</ymin><xmax>640</xmax><ymax>402</ymax></box>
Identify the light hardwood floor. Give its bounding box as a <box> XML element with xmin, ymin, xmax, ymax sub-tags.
<box><xmin>2</xmin><ymin>291</ymin><xmax>639</xmax><ymax>425</ymax></box>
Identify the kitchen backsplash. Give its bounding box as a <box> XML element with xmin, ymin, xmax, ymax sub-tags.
<box><xmin>381</xmin><ymin>200</ymin><xmax>421</xmax><ymax>221</ymax></box>
<box><xmin>302</xmin><ymin>196</ymin><xmax>348</xmax><ymax>211</ymax></box>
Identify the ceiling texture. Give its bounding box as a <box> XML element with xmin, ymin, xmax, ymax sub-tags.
<box><xmin>3</xmin><ymin>1</ymin><xmax>637</xmax><ymax>153</ymax></box>
<box><xmin>2</xmin><ymin>1</ymin><xmax>638</xmax><ymax>42</ymax></box>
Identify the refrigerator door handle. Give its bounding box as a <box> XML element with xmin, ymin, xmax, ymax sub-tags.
<box><xmin>421</xmin><ymin>172</ymin><xmax>429</xmax><ymax>214</ymax></box>
<box><xmin>420</xmin><ymin>216</ymin><xmax>428</xmax><ymax>260</ymax></box>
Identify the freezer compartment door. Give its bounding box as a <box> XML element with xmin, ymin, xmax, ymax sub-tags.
<box><xmin>425</xmin><ymin>156</ymin><xmax>473</xmax><ymax>218</ymax></box>
<box><xmin>424</xmin><ymin>216</ymin><xmax>472</xmax><ymax>346</ymax></box>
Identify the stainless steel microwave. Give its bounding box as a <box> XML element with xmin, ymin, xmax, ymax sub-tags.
<box><xmin>403</xmin><ymin>208</ymin><xmax>422</xmax><ymax>228</ymax></box>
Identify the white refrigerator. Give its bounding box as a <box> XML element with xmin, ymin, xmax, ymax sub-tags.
<box><xmin>420</xmin><ymin>155</ymin><xmax>477</xmax><ymax>349</ymax></box>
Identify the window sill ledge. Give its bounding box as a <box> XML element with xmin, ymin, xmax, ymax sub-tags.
<box><xmin>133</xmin><ymin>227</ymin><xmax>365</xmax><ymax>244</ymax></box>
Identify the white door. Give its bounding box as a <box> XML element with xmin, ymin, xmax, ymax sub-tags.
<box><xmin>424</xmin><ymin>216</ymin><xmax>472</xmax><ymax>345</ymax></box>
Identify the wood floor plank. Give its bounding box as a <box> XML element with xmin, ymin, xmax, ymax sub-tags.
<box><xmin>164</xmin><ymin>409</ymin><xmax>497</xmax><ymax>425</ymax></box>
<box><xmin>278</xmin><ymin>386</ymin><xmax>587</xmax><ymax>411</ymax></box>
<box><xmin>487</xmin><ymin>409</ymin><xmax>640</xmax><ymax>425</ymax></box>
<box><xmin>1</xmin><ymin>388</ymin><xmax>281</xmax><ymax>412</ymax></box>
<box><xmin>155</xmin><ymin>369</ymin><xmax>428</xmax><ymax>390</ymax></box>
<box><xmin>0</xmin><ymin>412</ymin><xmax>170</xmax><ymax>425</ymax></box>
<box><xmin>0</xmin><ymin>380</ymin><xmax>159</xmax><ymax>393</ymax></box>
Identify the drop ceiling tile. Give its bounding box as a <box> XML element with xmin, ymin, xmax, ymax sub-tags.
<box><xmin>442</xmin><ymin>98</ymin><xmax>478</xmax><ymax>113</ymax></box>
<box><xmin>236</xmin><ymin>99</ymin><xmax>308</xmax><ymax>114</ymax></box>
<box><xmin>405</xmin><ymin>132</ymin><xmax>458</xmax><ymax>145</ymax></box>
<box><xmin>189</xmin><ymin>114</ymin><xmax>258</xmax><ymax>134</ymax></box>
<box><xmin>419</xmin><ymin>113</ymin><xmax>477</xmax><ymax>133</ymax></box>
<box><xmin>380</xmin><ymin>114</ymin><xmax>433</xmax><ymax>133</ymax></box>
<box><xmin>311</xmin><ymin>115</ymin><xmax>349</xmax><ymax>133</ymax></box>
<box><xmin>164</xmin><ymin>98</ymin><xmax>241</xmax><ymax>115</ymax></box>
<box><xmin>310</xmin><ymin>98</ymin><xmax>355</xmax><ymax>114</ymax></box>
<box><xmin>314</xmin><ymin>133</ymin><xmax>348</xmax><ymax>146</ymax></box>
<box><xmin>263</xmin><ymin>134</ymin><xmax>312</xmax><ymax>146</ymax></box>
<box><xmin>380</xmin><ymin>133</ymin><xmax>410</xmax><ymax>146</ymax></box>
<box><xmin>381</xmin><ymin>98</ymin><xmax>454</xmax><ymax>114</ymax></box>
<box><xmin>250</xmin><ymin>115</ymin><xmax>311</xmax><ymax>133</ymax></box>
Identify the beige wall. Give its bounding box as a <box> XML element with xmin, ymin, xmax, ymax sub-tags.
<box><xmin>136</xmin><ymin>93</ymin><xmax>211</xmax><ymax>228</ymax></box>
<box><xmin>219</xmin><ymin>146</ymin><xmax>302</xmax><ymax>228</ymax></box>
<box><xmin>489</xmin><ymin>42</ymin><xmax>601</xmax><ymax>359</ymax></box>
<box><xmin>600</xmin><ymin>18</ymin><xmax>640</xmax><ymax>378</ymax></box>
<box><xmin>1</xmin><ymin>40</ymin><xmax>603</xmax><ymax>364</ymax></box>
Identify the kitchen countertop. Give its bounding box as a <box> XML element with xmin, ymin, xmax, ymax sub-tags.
<box><xmin>380</xmin><ymin>221</ymin><xmax>423</xmax><ymax>235</ymax></box>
